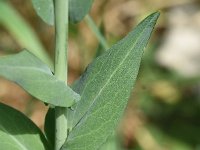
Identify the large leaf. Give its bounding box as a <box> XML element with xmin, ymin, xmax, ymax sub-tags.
<box><xmin>0</xmin><ymin>50</ymin><xmax>80</xmax><ymax>107</ymax></box>
<box><xmin>0</xmin><ymin>1</ymin><xmax>53</xmax><ymax>69</ymax></box>
<box><xmin>0</xmin><ymin>103</ymin><xmax>52</xmax><ymax>150</ymax></box>
<box><xmin>31</xmin><ymin>0</ymin><xmax>94</xmax><ymax>25</ymax></box>
<box><xmin>61</xmin><ymin>12</ymin><xmax>160</xmax><ymax>150</ymax></box>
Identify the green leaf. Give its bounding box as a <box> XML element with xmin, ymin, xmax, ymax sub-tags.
<box><xmin>62</xmin><ymin>12</ymin><xmax>160</xmax><ymax>150</ymax></box>
<box><xmin>44</xmin><ymin>108</ymin><xmax>55</xmax><ymax>148</ymax></box>
<box><xmin>0</xmin><ymin>1</ymin><xmax>53</xmax><ymax>69</ymax></box>
<box><xmin>32</xmin><ymin>0</ymin><xmax>54</xmax><ymax>25</ymax></box>
<box><xmin>0</xmin><ymin>103</ymin><xmax>52</xmax><ymax>150</ymax></box>
<box><xmin>69</xmin><ymin>0</ymin><xmax>94</xmax><ymax>23</ymax></box>
<box><xmin>31</xmin><ymin>0</ymin><xmax>94</xmax><ymax>24</ymax></box>
<box><xmin>0</xmin><ymin>50</ymin><xmax>80</xmax><ymax>107</ymax></box>
<box><xmin>99</xmin><ymin>132</ymin><xmax>121</xmax><ymax>150</ymax></box>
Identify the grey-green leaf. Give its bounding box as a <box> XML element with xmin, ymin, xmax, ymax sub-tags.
<box><xmin>44</xmin><ymin>108</ymin><xmax>55</xmax><ymax>148</ymax></box>
<box><xmin>31</xmin><ymin>0</ymin><xmax>94</xmax><ymax>25</ymax></box>
<box><xmin>69</xmin><ymin>0</ymin><xmax>94</xmax><ymax>23</ymax></box>
<box><xmin>62</xmin><ymin>12</ymin><xmax>160</xmax><ymax>150</ymax></box>
<box><xmin>0</xmin><ymin>103</ymin><xmax>52</xmax><ymax>150</ymax></box>
<box><xmin>0</xmin><ymin>50</ymin><xmax>80</xmax><ymax>107</ymax></box>
<box><xmin>32</xmin><ymin>0</ymin><xmax>54</xmax><ymax>25</ymax></box>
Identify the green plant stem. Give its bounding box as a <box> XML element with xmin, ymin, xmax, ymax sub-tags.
<box><xmin>54</xmin><ymin>0</ymin><xmax>68</xmax><ymax>150</ymax></box>
<box><xmin>85</xmin><ymin>15</ymin><xmax>109</xmax><ymax>51</ymax></box>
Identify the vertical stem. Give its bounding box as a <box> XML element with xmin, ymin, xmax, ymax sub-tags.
<box><xmin>54</xmin><ymin>0</ymin><xmax>68</xmax><ymax>150</ymax></box>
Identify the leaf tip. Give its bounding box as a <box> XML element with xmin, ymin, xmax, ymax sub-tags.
<box><xmin>150</xmin><ymin>11</ymin><xmax>160</xmax><ymax>23</ymax></box>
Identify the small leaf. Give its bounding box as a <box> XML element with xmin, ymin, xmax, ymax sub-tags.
<box><xmin>69</xmin><ymin>0</ymin><xmax>94</xmax><ymax>23</ymax></box>
<box><xmin>44</xmin><ymin>108</ymin><xmax>55</xmax><ymax>148</ymax></box>
<box><xmin>32</xmin><ymin>0</ymin><xmax>54</xmax><ymax>25</ymax></box>
<box><xmin>31</xmin><ymin>0</ymin><xmax>94</xmax><ymax>25</ymax></box>
<box><xmin>0</xmin><ymin>50</ymin><xmax>80</xmax><ymax>107</ymax></box>
<box><xmin>62</xmin><ymin>12</ymin><xmax>160</xmax><ymax>150</ymax></box>
<box><xmin>0</xmin><ymin>103</ymin><xmax>52</xmax><ymax>150</ymax></box>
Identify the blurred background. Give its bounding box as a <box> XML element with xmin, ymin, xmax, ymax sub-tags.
<box><xmin>0</xmin><ymin>0</ymin><xmax>200</xmax><ymax>150</ymax></box>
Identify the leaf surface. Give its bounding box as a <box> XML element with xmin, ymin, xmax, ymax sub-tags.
<box><xmin>32</xmin><ymin>0</ymin><xmax>54</xmax><ymax>25</ymax></box>
<box><xmin>0</xmin><ymin>103</ymin><xmax>52</xmax><ymax>150</ymax></box>
<box><xmin>69</xmin><ymin>0</ymin><xmax>94</xmax><ymax>23</ymax></box>
<box><xmin>31</xmin><ymin>0</ymin><xmax>94</xmax><ymax>24</ymax></box>
<box><xmin>0</xmin><ymin>50</ymin><xmax>80</xmax><ymax>107</ymax></box>
<box><xmin>44</xmin><ymin>108</ymin><xmax>55</xmax><ymax>148</ymax></box>
<box><xmin>62</xmin><ymin>12</ymin><xmax>160</xmax><ymax>150</ymax></box>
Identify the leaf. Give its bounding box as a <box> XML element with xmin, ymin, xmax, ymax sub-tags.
<box><xmin>0</xmin><ymin>1</ymin><xmax>53</xmax><ymax>69</ymax></box>
<box><xmin>62</xmin><ymin>12</ymin><xmax>160</xmax><ymax>150</ymax></box>
<box><xmin>0</xmin><ymin>50</ymin><xmax>80</xmax><ymax>107</ymax></box>
<box><xmin>32</xmin><ymin>0</ymin><xmax>54</xmax><ymax>25</ymax></box>
<box><xmin>31</xmin><ymin>0</ymin><xmax>94</xmax><ymax>25</ymax></box>
<box><xmin>44</xmin><ymin>108</ymin><xmax>55</xmax><ymax>148</ymax></box>
<box><xmin>69</xmin><ymin>0</ymin><xmax>94</xmax><ymax>23</ymax></box>
<box><xmin>0</xmin><ymin>103</ymin><xmax>52</xmax><ymax>150</ymax></box>
<box><xmin>99</xmin><ymin>132</ymin><xmax>121</xmax><ymax>150</ymax></box>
